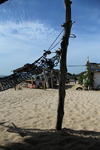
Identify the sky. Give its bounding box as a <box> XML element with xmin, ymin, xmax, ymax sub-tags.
<box><xmin>0</xmin><ymin>0</ymin><xmax>100</xmax><ymax>75</ymax></box>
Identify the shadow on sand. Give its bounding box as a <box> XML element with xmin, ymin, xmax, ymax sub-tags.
<box><xmin>53</xmin><ymin>84</ymin><xmax>75</xmax><ymax>90</ymax></box>
<box><xmin>0</xmin><ymin>122</ymin><xmax>100</xmax><ymax>150</ymax></box>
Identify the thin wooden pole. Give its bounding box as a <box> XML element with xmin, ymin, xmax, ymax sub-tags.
<box><xmin>56</xmin><ymin>0</ymin><xmax>72</xmax><ymax>130</ymax></box>
<box><xmin>44</xmin><ymin>80</ymin><xmax>45</xmax><ymax>90</ymax></box>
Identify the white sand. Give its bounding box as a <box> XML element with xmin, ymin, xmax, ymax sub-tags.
<box><xmin>0</xmin><ymin>82</ymin><xmax>100</xmax><ymax>150</ymax></box>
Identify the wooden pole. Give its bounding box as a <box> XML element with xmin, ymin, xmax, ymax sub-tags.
<box><xmin>56</xmin><ymin>0</ymin><xmax>72</xmax><ymax>130</ymax></box>
<box><xmin>44</xmin><ymin>80</ymin><xmax>45</xmax><ymax>90</ymax></box>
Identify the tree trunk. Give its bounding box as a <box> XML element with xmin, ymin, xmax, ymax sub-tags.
<box><xmin>56</xmin><ymin>0</ymin><xmax>72</xmax><ymax>130</ymax></box>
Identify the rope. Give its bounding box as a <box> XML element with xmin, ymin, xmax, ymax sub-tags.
<box><xmin>48</xmin><ymin>29</ymin><xmax>64</xmax><ymax>51</ymax></box>
<box><xmin>49</xmin><ymin>39</ymin><xmax>62</xmax><ymax>51</ymax></box>
<box><xmin>0</xmin><ymin>30</ymin><xmax>64</xmax><ymax>92</ymax></box>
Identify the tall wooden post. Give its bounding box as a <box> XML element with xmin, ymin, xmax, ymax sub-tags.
<box><xmin>56</xmin><ymin>0</ymin><xmax>72</xmax><ymax>130</ymax></box>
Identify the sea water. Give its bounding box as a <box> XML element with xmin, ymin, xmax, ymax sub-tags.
<box><xmin>0</xmin><ymin>75</ymin><xmax>6</xmax><ymax>78</ymax></box>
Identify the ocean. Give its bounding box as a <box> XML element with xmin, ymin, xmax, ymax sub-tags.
<box><xmin>0</xmin><ymin>75</ymin><xmax>6</xmax><ymax>78</ymax></box>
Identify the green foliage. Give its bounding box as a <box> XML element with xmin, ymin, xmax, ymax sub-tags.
<box><xmin>78</xmin><ymin>75</ymin><xmax>83</xmax><ymax>85</ymax></box>
<box><xmin>78</xmin><ymin>68</ymin><xmax>94</xmax><ymax>89</ymax></box>
<box><xmin>83</xmin><ymin>68</ymin><xmax>94</xmax><ymax>88</ymax></box>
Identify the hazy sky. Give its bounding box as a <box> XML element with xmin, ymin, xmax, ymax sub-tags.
<box><xmin>0</xmin><ymin>0</ymin><xmax>100</xmax><ymax>75</ymax></box>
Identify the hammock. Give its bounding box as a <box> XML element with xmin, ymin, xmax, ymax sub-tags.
<box><xmin>0</xmin><ymin>51</ymin><xmax>60</xmax><ymax>91</ymax></box>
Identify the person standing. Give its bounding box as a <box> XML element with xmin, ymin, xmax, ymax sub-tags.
<box><xmin>74</xmin><ymin>77</ymin><xmax>77</xmax><ymax>84</ymax></box>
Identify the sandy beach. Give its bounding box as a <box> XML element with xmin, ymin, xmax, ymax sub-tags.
<box><xmin>0</xmin><ymin>82</ymin><xmax>100</xmax><ymax>150</ymax></box>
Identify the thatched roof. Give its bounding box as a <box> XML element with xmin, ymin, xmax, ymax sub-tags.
<box><xmin>77</xmin><ymin>71</ymin><xmax>85</xmax><ymax>76</ymax></box>
<box><xmin>67</xmin><ymin>72</ymin><xmax>72</xmax><ymax>76</ymax></box>
<box><xmin>87</xmin><ymin>63</ymin><xmax>100</xmax><ymax>72</ymax></box>
<box><xmin>13</xmin><ymin>63</ymin><xmax>36</xmax><ymax>73</ymax></box>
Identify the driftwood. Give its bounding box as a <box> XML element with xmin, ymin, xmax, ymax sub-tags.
<box><xmin>56</xmin><ymin>0</ymin><xmax>72</xmax><ymax>130</ymax></box>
